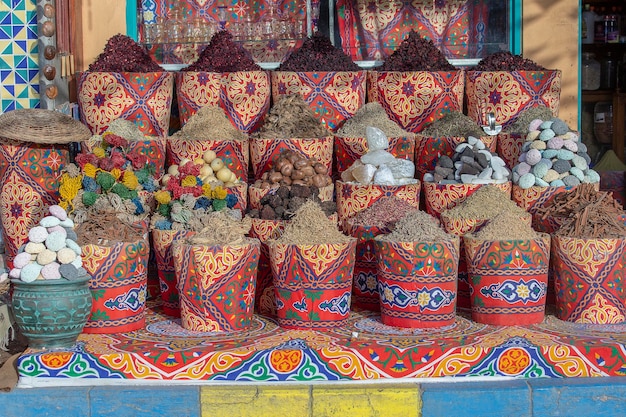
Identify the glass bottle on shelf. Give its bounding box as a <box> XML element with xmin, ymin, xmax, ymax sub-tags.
<box><xmin>601</xmin><ymin>51</ymin><xmax>617</xmax><ymax>90</ymax></box>
<box><xmin>582</xmin><ymin>52</ymin><xmax>601</xmax><ymax>90</ymax></box>
<box><xmin>582</xmin><ymin>4</ymin><xmax>597</xmax><ymax>44</ymax></box>
<box><xmin>166</xmin><ymin>5</ymin><xmax>185</xmax><ymax>43</ymax></box>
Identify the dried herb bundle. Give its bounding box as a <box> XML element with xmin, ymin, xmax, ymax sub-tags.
<box><xmin>253</xmin><ymin>94</ymin><xmax>331</xmax><ymax>139</ymax></box>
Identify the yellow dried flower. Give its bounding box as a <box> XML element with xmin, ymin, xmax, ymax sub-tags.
<box><xmin>181</xmin><ymin>175</ymin><xmax>197</xmax><ymax>188</ymax></box>
<box><xmin>212</xmin><ymin>186</ymin><xmax>227</xmax><ymax>200</ymax></box>
<box><xmin>110</xmin><ymin>167</ymin><xmax>122</xmax><ymax>180</ymax></box>
<box><xmin>155</xmin><ymin>190</ymin><xmax>172</xmax><ymax>205</ymax></box>
<box><xmin>83</xmin><ymin>163</ymin><xmax>97</xmax><ymax>178</ymax></box>
<box><xmin>92</xmin><ymin>147</ymin><xmax>106</xmax><ymax>158</ymax></box>
<box><xmin>122</xmin><ymin>170</ymin><xmax>139</xmax><ymax>190</ymax></box>
<box><xmin>202</xmin><ymin>183</ymin><xmax>212</xmax><ymax>197</ymax></box>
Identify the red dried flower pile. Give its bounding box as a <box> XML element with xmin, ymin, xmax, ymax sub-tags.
<box><xmin>474</xmin><ymin>51</ymin><xmax>546</xmax><ymax>71</ymax></box>
<box><xmin>89</xmin><ymin>34</ymin><xmax>162</xmax><ymax>72</ymax></box>
<box><xmin>278</xmin><ymin>33</ymin><xmax>360</xmax><ymax>72</ymax></box>
<box><xmin>184</xmin><ymin>30</ymin><xmax>261</xmax><ymax>72</ymax></box>
<box><xmin>379</xmin><ymin>30</ymin><xmax>456</xmax><ymax>72</ymax></box>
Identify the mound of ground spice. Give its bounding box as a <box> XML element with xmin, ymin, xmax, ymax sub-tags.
<box><xmin>474</xmin><ymin>51</ymin><xmax>546</xmax><ymax>71</ymax></box>
<box><xmin>419</xmin><ymin>111</ymin><xmax>484</xmax><ymax>138</ymax></box>
<box><xmin>469</xmin><ymin>210</ymin><xmax>539</xmax><ymax>241</ymax></box>
<box><xmin>336</xmin><ymin>103</ymin><xmax>412</xmax><ymax>138</ymax></box>
<box><xmin>171</xmin><ymin>105</ymin><xmax>247</xmax><ymax>141</ymax></box>
<box><xmin>184</xmin><ymin>30</ymin><xmax>261</xmax><ymax>72</ymax></box>
<box><xmin>535</xmin><ymin>183</ymin><xmax>626</xmax><ymax>239</ymax></box>
<box><xmin>376</xmin><ymin>209</ymin><xmax>451</xmax><ymax>242</ymax></box>
<box><xmin>347</xmin><ymin>197</ymin><xmax>419</xmax><ymax>229</ymax></box>
<box><xmin>186</xmin><ymin>211</ymin><xmax>252</xmax><ymax>245</ymax></box>
<box><xmin>252</xmin><ymin>94</ymin><xmax>331</xmax><ymax>139</ymax></box>
<box><xmin>271</xmin><ymin>200</ymin><xmax>350</xmax><ymax>245</ymax></box>
<box><xmin>443</xmin><ymin>185</ymin><xmax>526</xmax><ymax>220</ymax></box>
<box><xmin>75</xmin><ymin>212</ymin><xmax>145</xmax><ymax>246</ymax></box>
<box><xmin>505</xmin><ymin>106</ymin><xmax>555</xmax><ymax>135</ymax></box>
<box><xmin>278</xmin><ymin>33</ymin><xmax>359</xmax><ymax>72</ymax></box>
<box><xmin>379</xmin><ymin>30</ymin><xmax>455</xmax><ymax>72</ymax></box>
<box><xmin>89</xmin><ymin>34</ymin><xmax>162</xmax><ymax>72</ymax></box>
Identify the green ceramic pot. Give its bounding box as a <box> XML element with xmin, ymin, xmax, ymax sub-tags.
<box><xmin>11</xmin><ymin>277</ymin><xmax>92</xmax><ymax>349</ymax></box>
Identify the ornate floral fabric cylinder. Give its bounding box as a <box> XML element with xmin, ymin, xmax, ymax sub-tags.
<box><xmin>374</xmin><ymin>238</ymin><xmax>460</xmax><ymax>328</ymax></box>
<box><xmin>333</xmin><ymin>135</ymin><xmax>415</xmax><ymax>177</ymax></box>
<box><xmin>249</xmin><ymin>136</ymin><xmax>333</xmax><ymax>181</ymax></box>
<box><xmin>269</xmin><ymin>240</ymin><xmax>357</xmax><ymax>330</ymax></box>
<box><xmin>0</xmin><ymin>140</ymin><xmax>70</xmax><ymax>265</ymax></box>
<box><xmin>151</xmin><ymin>229</ymin><xmax>194</xmax><ymax>317</ymax></box>
<box><xmin>367</xmin><ymin>70</ymin><xmax>465</xmax><ymax>133</ymax></box>
<box><xmin>176</xmin><ymin>71</ymin><xmax>271</xmax><ymax>134</ymax></box>
<box><xmin>166</xmin><ymin>136</ymin><xmax>250</xmax><ymax>183</ymax></box>
<box><xmin>77</xmin><ymin>71</ymin><xmax>174</xmax><ymax>136</ymax></box>
<box><xmin>465</xmin><ymin>70</ymin><xmax>562</xmax><ymax>130</ymax></box>
<box><xmin>414</xmin><ymin>134</ymin><xmax>496</xmax><ymax>181</ymax></box>
<box><xmin>271</xmin><ymin>71</ymin><xmax>366</xmax><ymax>131</ymax></box>
<box><xmin>335</xmin><ymin>181</ymin><xmax>421</xmax><ymax>223</ymax></box>
<box><xmin>464</xmin><ymin>234</ymin><xmax>551</xmax><ymax>326</ymax></box>
<box><xmin>424</xmin><ymin>181</ymin><xmax>512</xmax><ymax>219</ymax></box>
<box><xmin>173</xmin><ymin>239</ymin><xmax>259</xmax><ymax>332</ymax></box>
<box><xmin>81</xmin><ymin>239</ymin><xmax>149</xmax><ymax>333</ymax></box>
<box><xmin>496</xmin><ymin>132</ymin><xmax>525</xmax><ymax>171</ymax></box>
<box><xmin>552</xmin><ymin>235</ymin><xmax>626</xmax><ymax>324</ymax></box>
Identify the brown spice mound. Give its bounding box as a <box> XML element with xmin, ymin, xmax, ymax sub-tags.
<box><xmin>535</xmin><ymin>184</ymin><xmax>626</xmax><ymax>238</ymax></box>
<box><xmin>272</xmin><ymin>200</ymin><xmax>350</xmax><ymax>245</ymax></box>
<box><xmin>172</xmin><ymin>106</ymin><xmax>247</xmax><ymax>141</ymax></box>
<box><xmin>89</xmin><ymin>34</ymin><xmax>162</xmax><ymax>72</ymax></box>
<box><xmin>348</xmin><ymin>197</ymin><xmax>419</xmax><ymax>229</ymax></box>
<box><xmin>253</xmin><ymin>94</ymin><xmax>331</xmax><ymax>139</ymax></box>
<box><xmin>505</xmin><ymin>106</ymin><xmax>555</xmax><ymax>135</ymax></box>
<box><xmin>187</xmin><ymin>211</ymin><xmax>252</xmax><ymax>245</ymax></box>
<box><xmin>377</xmin><ymin>209</ymin><xmax>451</xmax><ymax>242</ymax></box>
<box><xmin>470</xmin><ymin>211</ymin><xmax>539</xmax><ymax>241</ymax></box>
<box><xmin>75</xmin><ymin>212</ymin><xmax>145</xmax><ymax>246</ymax></box>
<box><xmin>443</xmin><ymin>185</ymin><xmax>526</xmax><ymax>220</ymax></box>
<box><xmin>336</xmin><ymin>102</ymin><xmax>412</xmax><ymax>138</ymax></box>
<box><xmin>419</xmin><ymin>111</ymin><xmax>484</xmax><ymax>138</ymax></box>
<box><xmin>184</xmin><ymin>30</ymin><xmax>261</xmax><ymax>72</ymax></box>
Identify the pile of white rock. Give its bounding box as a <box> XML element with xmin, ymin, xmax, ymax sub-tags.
<box><xmin>7</xmin><ymin>205</ymin><xmax>89</xmax><ymax>282</ymax></box>
<box><xmin>512</xmin><ymin>118</ymin><xmax>600</xmax><ymax>189</ymax></box>
<box><xmin>340</xmin><ymin>126</ymin><xmax>417</xmax><ymax>186</ymax></box>
<box><xmin>423</xmin><ymin>136</ymin><xmax>510</xmax><ymax>184</ymax></box>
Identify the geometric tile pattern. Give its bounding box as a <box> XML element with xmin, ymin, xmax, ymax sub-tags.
<box><xmin>0</xmin><ymin>0</ymin><xmax>39</xmax><ymax>112</ymax></box>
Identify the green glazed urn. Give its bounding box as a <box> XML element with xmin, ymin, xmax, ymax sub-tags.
<box><xmin>11</xmin><ymin>276</ymin><xmax>92</xmax><ymax>349</ymax></box>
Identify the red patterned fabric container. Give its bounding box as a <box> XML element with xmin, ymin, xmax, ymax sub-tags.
<box><xmin>511</xmin><ymin>184</ymin><xmax>599</xmax><ymax>234</ymax></box>
<box><xmin>424</xmin><ymin>181</ymin><xmax>512</xmax><ymax>219</ymax></box>
<box><xmin>249</xmin><ymin>136</ymin><xmax>333</xmax><ymax>181</ymax></box>
<box><xmin>465</xmin><ymin>70</ymin><xmax>562</xmax><ymax>130</ymax></box>
<box><xmin>496</xmin><ymin>132</ymin><xmax>524</xmax><ymax>170</ymax></box>
<box><xmin>82</xmin><ymin>239</ymin><xmax>150</xmax><ymax>333</ymax></box>
<box><xmin>553</xmin><ymin>235</ymin><xmax>626</xmax><ymax>324</ymax></box>
<box><xmin>334</xmin><ymin>135</ymin><xmax>415</xmax><ymax>176</ymax></box>
<box><xmin>0</xmin><ymin>140</ymin><xmax>70</xmax><ymax>265</ymax></box>
<box><xmin>367</xmin><ymin>70</ymin><xmax>465</xmax><ymax>133</ymax></box>
<box><xmin>248</xmin><ymin>183</ymin><xmax>334</xmax><ymax>211</ymax></box>
<box><xmin>374</xmin><ymin>238</ymin><xmax>460</xmax><ymax>328</ymax></box>
<box><xmin>166</xmin><ymin>136</ymin><xmax>249</xmax><ymax>182</ymax></box>
<box><xmin>173</xmin><ymin>239</ymin><xmax>260</xmax><ymax>332</ymax></box>
<box><xmin>77</xmin><ymin>71</ymin><xmax>174</xmax><ymax>136</ymax></box>
<box><xmin>269</xmin><ymin>240</ymin><xmax>357</xmax><ymax>330</ymax></box>
<box><xmin>83</xmin><ymin>137</ymin><xmax>167</xmax><ymax>178</ymax></box>
<box><xmin>175</xmin><ymin>71</ymin><xmax>271</xmax><ymax>134</ymax></box>
<box><xmin>151</xmin><ymin>229</ymin><xmax>195</xmax><ymax>317</ymax></box>
<box><xmin>271</xmin><ymin>71</ymin><xmax>366</xmax><ymax>131</ymax></box>
<box><xmin>335</xmin><ymin>181</ymin><xmax>421</xmax><ymax>223</ymax></box>
<box><xmin>464</xmin><ymin>234</ymin><xmax>551</xmax><ymax>326</ymax></box>
<box><xmin>248</xmin><ymin>218</ymin><xmax>287</xmax><ymax>318</ymax></box>
<box><xmin>414</xmin><ymin>134</ymin><xmax>496</xmax><ymax>181</ymax></box>
<box><xmin>343</xmin><ymin>220</ymin><xmax>392</xmax><ymax>311</ymax></box>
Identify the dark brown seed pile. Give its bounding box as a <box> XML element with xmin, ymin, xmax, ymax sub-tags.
<box><xmin>184</xmin><ymin>30</ymin><xmax>261</xmax><ymax>72</ymax></box>
<box><xmin>379</xmin><ymin>30</ymin><xmax>455</xmax><ymax>72</ymax></box>
<box><xmin>278</xmin><ymin>33</ymin><xmax>360</xmax><ymax>72</ymax></box>
<box><xmin>474</xmin><ymin>51</ymin><xmax>546</xmax><ymax>71</ymax></box>
<box><xmin>89</xmin><ymin>34</ymin><xmax>162</xmax><ymax>72</ymax></box>
<box><xmin>248</xmin><ymin>184</ymin><xmax>336</xmax><ymax>221</ymax></box>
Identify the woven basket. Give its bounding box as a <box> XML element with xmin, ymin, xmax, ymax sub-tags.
<box><xmin>0</xmin><ymin>109</ymin><xmax>92</xmax><ymax>144</ymax></box>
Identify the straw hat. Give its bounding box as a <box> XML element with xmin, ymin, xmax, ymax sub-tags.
<box><xmin>0</xmin><ymin>108</ymin><xmax>91</xmax><ymax>144</ymax></box>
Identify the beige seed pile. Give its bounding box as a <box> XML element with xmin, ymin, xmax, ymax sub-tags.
<box><xmin>470</xmin><ymin>210</ymin><xmax>539</xmax><ymax>241</ymax></box>
<box><xmin>272</xmin><ymin>200</ymin><xmax>350</xmax><ymax>245</ymax></box>
<box><xmin>419</xmin><ymin>111</ymin><xmax>484</xmax><ymax>138</ymax></box>
<box><xmin>377</xmin><ymin>209</ymin><xmax>452</xmax><ymax>242</ymax></box>
<box><xmin>336</xmin><ymin>102</ymin><xmax>411</xmax><ymax>138</ymax></box>
<box><xmin>187</xmin><ymin>211</ymin><xmax>252</xmax><ymax>245</ymax></box>
<box><xmin>443</xmin><ymin>185</ymin><xmax>526</xmax><ymax>220</ymax></box>
<box><xmin>172</xmin><ymin>105</ymin><xmax>247</xmax><ymax>141</ymax></box>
